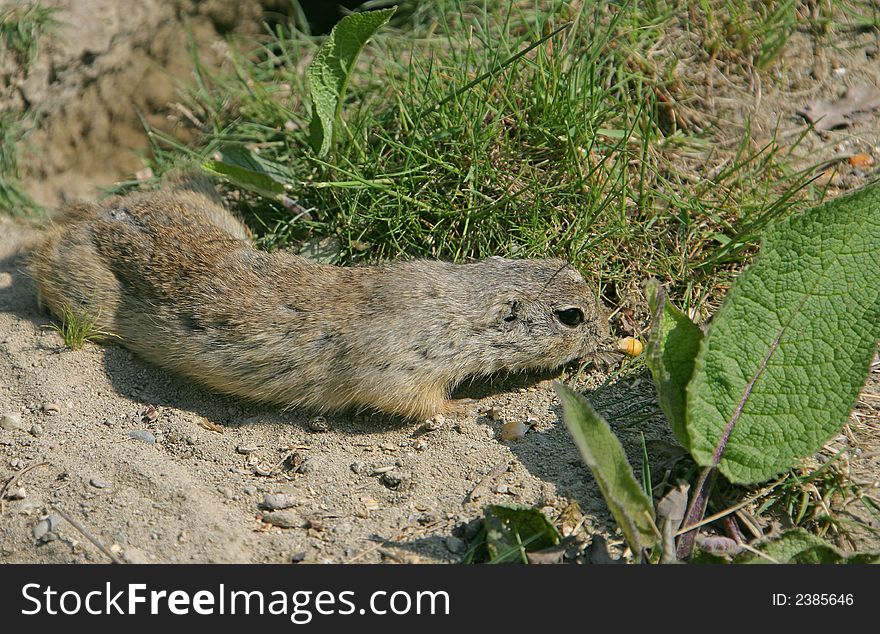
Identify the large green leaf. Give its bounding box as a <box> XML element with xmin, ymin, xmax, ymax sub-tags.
<box><xmin>687</xmin><ymin>183</ymin><xmax>880</xmax><ymax>484</ymax></box>
<box><xmin>644</xmin><ymin>279</ymin><xmax>703</xmax><ymax>449</ymax></box>
<box><xmin>307</xmin><ymin>8</ymin><xmax>395</xmax><ymax>156</ymax></box>
<box><xmin>555</xmin><ymin>383</ymin><xmax>660</xmax><ymax>553</ymax></box>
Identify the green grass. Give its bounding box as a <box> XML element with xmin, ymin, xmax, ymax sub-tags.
<box><xmin>47</xmin><ymin>304</ymin><xmax>118</xmax><ymax>351</ymax></box>
<box><xmin>0</xmin><ymin>3</ymin><xmax>55</xmax><ymax>215</ymax></box>
<box><xmin>140</xmin><ymin>0</ymin><xmax>839</xmax><ymax>314</ymax></box>
<box><xmin>0</xmin><ymin>112</ymin><xmax>41</xmax><ymax>215</ymax></box>
<box><xmin>0</xmin><ymin>2</ymin><xmax>56</xmax><ymax>69</ymax></box>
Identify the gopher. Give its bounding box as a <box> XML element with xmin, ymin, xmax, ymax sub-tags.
<box><xmin>29</xmin><ymin>174</ymin><xmax>610</xmax><ymax>419</ymax></box>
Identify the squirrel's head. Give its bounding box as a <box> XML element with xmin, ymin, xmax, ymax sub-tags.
<box><xmin>468</xmin><ymin>257</ymin><xmax>611</xmax><ymax>374</ymax></box>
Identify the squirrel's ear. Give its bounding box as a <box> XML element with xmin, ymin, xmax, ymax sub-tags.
<box><xmin>482</xmin><ymin>298</ymin><xmax>520</xmax><ymax>327</ymax></box>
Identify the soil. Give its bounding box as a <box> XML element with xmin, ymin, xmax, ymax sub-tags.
<box><xmin>0</xmin><ymin>3</ymin><xmax>878</xmax><ymax>563</ymax></box>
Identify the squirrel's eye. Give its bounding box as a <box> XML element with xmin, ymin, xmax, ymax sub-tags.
<box><xmin>555</xmin><ymin>307</ymin><xmax>584</xmax><ymax>328</ymax></box>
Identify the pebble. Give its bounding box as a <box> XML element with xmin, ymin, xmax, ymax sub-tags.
<box><xmin>29</xmin><ymin>424</ymin><xmax>43</xmax><ymax>437</ymax></box>
<box><xmin>260</xmin><ymin>493</ymin><xmax>298</xmax><ymax>510</ymax></box>
<box><xmin>0</xmin><ymin>412</ymin><xmax>24</xmax><ymax>431</ymax></box>
<box><xmin>445</xmin><ymin>536</ymin><xmax>467</xmax><ymax>555</ymax></box>
<box><xmin>243</xmin><ymin>486</ymin><xmax>257</xmax><ymax>496</ymax></box>
<box><xmin>217</xmin><ymin>486</ymin><xmax>235</xmax><ymax>499</ymax></box>
<box><xmin>262</xmin><ymin>510</ymin><xmax>306</xmax><ymax>529</ymax></box>
<box><xmin>89</xmin><ymin>478</ymin><xmax>112</xmax><ymax>489</ymax></box>
<box><xmin>500</xmin><ymin>420</ymin><xmax>530</xmax><ymax>442</ymax></box>
<box><xmin>422</xmin><ymin>414</ymin><xmax>445</xmax><ymax>432</ymax></box>
<box><xmin>123</xmin><ymin>547</ymin><xmax>151</xmax><ymax>565</ymax></box>
<box><xmin>307</xmin><ymin>416</ymin><xmax>330</xmax><ymax>432</ymax></box>
<box><xmin>350</xmin><ymin>461</ymin><xmax>365</xmax><ymax>474</ymax></box>
<box><xmin>371</xmin><ymin>465</ymin><xmax>395</xmax><ymax>475</ymax></box>
<box><xmin>8</xmin><ymin>487</ymin><xmax>26</xmax><ymax>500</ymax></box>
<box><xmin>236</xmin><ymin>445</ymin><xmax>259</xmax><ymax>454</ymax></box>
<box><xmin>33</xmin><ymin>514</ymin><xmax>60</xmax><ymax>541</ymax></box>
<box><xmin>463</xmin><ymin>518</ymin><xmax>484</xmax><ymax>541</ymax></box>
<box><xmin>128</xmin><ymin>430</ymin><xmax>156</xmax><ymax>444</ymax></box>
<box><xmin>41</xmin><ymin>402</ymin><xmax>61</xmax><ymax>415</ymax></box>
<box><xmin>380</xmin><ymin>472</ymin><xmax>403</xmax><ymax>490</ymax></box>
<box><xmin>253</xmin><ymin>464</ymin><xmax>274</xmax><ymax>477</ymax></box>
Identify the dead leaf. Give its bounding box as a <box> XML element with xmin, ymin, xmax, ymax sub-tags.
<box><xmin>798</xmin><ymin>84</ymin><xmax>880</xmax><ymax>131</ymax></box>
<box><xmin>197</xmin><ymin>417</ymin><xmax>224</xmax><ymax>434</ymax></box>
<box><xmin>141</xmin><ymin>405</ymin><xmax>159</xmax><ymax>423</ymax></box>
<box><xmin>848</xmin><ymin>152</ymin><xmax>875</xmax><ymax>168</ymax></box>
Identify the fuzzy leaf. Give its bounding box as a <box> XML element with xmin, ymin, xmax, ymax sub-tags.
<box><xmin>644</xmin><ymin>279</ymin><xmax>703</xmax><ymax>449</ymax></box>
<box><xmin>735</xmin><ymin>529</ymin><xmax>880</xmax><ymax>564</ymax></box>
<box><xmin>687</xmin><ymin>184</ymin><xmax>880</xmax><ymax>484</ymax></box>
<box><xmin>307</xmin><ymin>8</ymin><xmax>395</xmax><ymax>156</ymax></box>
<box><xmin>555</xmin><ymin>383</ymin><xmax>660</xmax><ymax>553</ymax></box>
<box><xmin>483</xmin><ymin>505</ymin><xmax>561</xmax><ymax>564</ymax></box>
<box><xmin>202</xmin><ymin>145</ymin><xmax>290</xmax><ymax>200</ymax></box>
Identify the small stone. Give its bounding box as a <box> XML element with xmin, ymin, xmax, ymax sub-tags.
<box><xmin>493</xmin><ymin>483</ymin><xmax>509</xmax><ymax>494</ymax></box>
<box><xmin>307</xmin><ymin>416</ymin><xmax>330</xmax><ymax>432</ymax></box>
<box><xmin>0</xmin><ymin>413</ymin><xmax>23</xmax><ymax>431</ymax></box>
<box><xmin>380</xmin><ymin>472</ymin><xmax>403</xmax><ymax>490</ymax></box>
<box><xmin>445</xmin><ymin>536</ymin><xmax>467</xmax><ymax>555</ymax></box>
<box><xmin>123</xmin><ymin>547</ymin><xmax>151</xmax><ymax>564</ymax></box>
<box><xmin>291</xmin><ymin>551</ymin><xmax>306</xmax><ymax>563</ymax></box>
<box><xmin>128</xmin><ymin>430</ymin><xmax>156</xmax><ymax>444</ymax></box>
<box><xmin>262</xmin><ymin>510</ymin><xmax>306</xmax><ymax>529</ymax></box>
<box><xmin>217</xmin><ymin>486</ymin><xmax>234</xmax><ymax>499</ymax></box>
<box><xmin>480</xmin><ymin>406</ymin><xmax>502</xmax><ymax>421</ymax></box>
<box><xmin>372</xmin><ymin>465</ymin><xmax>395</xmax><ymax>475</ymax></box>
<box><xmin>463</xmin><ymin>518</ymin><xmax>484</xmax><ymax>541</ymax></box>
<box><xmin>102</xmin><ymin>418</ymin><xmax>114</xmax><ymax>427</ymax></box>
<box><xmin>8</xmin><ymin>487</ymin><xmax>26</xmax><ymax>500</ymax></box>
<box><xmin>9</xmin><ymin>458</ymin><xmax>22</xmax><ymax>469</ymax></box>
<box><xmin>236</xmin><ymin>445</ymin><xmax>258</xmax><ymax>454</ymax></box>
<box><xmin>422</xmin><ymin>414</ymin><xmax>445</xmax><ymax>432</ymax></box>
<box><xmin>500</xmin><ymin>420</ymin><xmax>530</xmax><ymax>442</ymax></box>
<box><xmin>29</xmin><ymin>424</ymin><xmax>43</xmax><ymax>437</ymax></box>
<box><xmin>350</xmin><ymin>461</ymin><xmax>365</xmax><ymax>474</ymax></box>
<box><xmin>89</xmin><ymin>478</ymin><xmax>112</xmax><ymax>489</ymax></box>
<box><xmin>260</xmin><ymin>493</ymin><xmax>298</xmax><ymax>510</ymax></box>
<box><xmin>33</xmin><ymin>514</ymin><xmax>60</xmax><ymax>541</ymax></box>
<box><xmin>253</xmin><ymin>464</ymin><xmax>274</xmax><ymax>477</ymax></box>
<box><xmin>42</xmin><ymin>402</ymin><xmax>61</xmax><ymax>415</ymax></box>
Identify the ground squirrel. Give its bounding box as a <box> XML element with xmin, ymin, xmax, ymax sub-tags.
<box><xmin>29</xmin><ymin>174</ymin><xmax>610</xmax><ymax>419</ymax></box>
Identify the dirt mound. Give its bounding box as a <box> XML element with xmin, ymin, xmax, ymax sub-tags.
<box><xmin>1</xmin><ymin>0</ymin><xmax>288</xmax><ymax>207</ymax></box>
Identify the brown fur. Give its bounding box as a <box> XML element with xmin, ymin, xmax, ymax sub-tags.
<box><xmin>29</xmin><ymin>175</ymin><xmax>610</xmax><ymax>419</ymax></box>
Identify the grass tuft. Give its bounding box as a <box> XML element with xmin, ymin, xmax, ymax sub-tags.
<box><xmin>47</xmin><ymin>304</ymin><xmax>119</xmax><ymax>351</ymax></box>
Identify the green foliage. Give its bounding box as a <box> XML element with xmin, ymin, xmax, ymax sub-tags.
<box><xmin>0</xmin><ymin>112</ymin><xmax>40</xmax><ymax>215</ymax></box>
<box><xmin>0</xmin><ymin>3</ymin><xmax>57</xmax><ymax>69</ymax></box>
<box><xmin>734</xmin><ymin>529</ymin><xmax>880</xmax><ymax>564</ymax></box>
<box><xmin>644</xmin><ymin>279</ymin><xmax>703</xmax><ymax>449</ymax></box>
<box><xmin>203</xmin><ymin>145</ymin><xmax>290</xmax><ymax>201</ymax></box>
<box><xmin>555</xmin><ymin>384</ymin><xmax>660</xmax><ymax>555</ymax></box>
<box><xmin>483</xmin><ymin>505</ymin><xmax>561</xmax><ymax>564</ymax></box>
<box><xmin>307</xmin><ymin>8</ymin><xmax>395</xmax><ymax>156</ymax></box>
<box><xmin>48</xmin><ymin>304</ymin><xmax>118</xmax><ymax>351</ymax></box>
<box><xmin>558</xmin><ymin>181</ymin><xmax>879</xmax><ymax>562</ymax></box>
<box><xmin>687</xmin><ymin>183</ymin><xmax>880</xmax><ymax>484</ymax></box>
